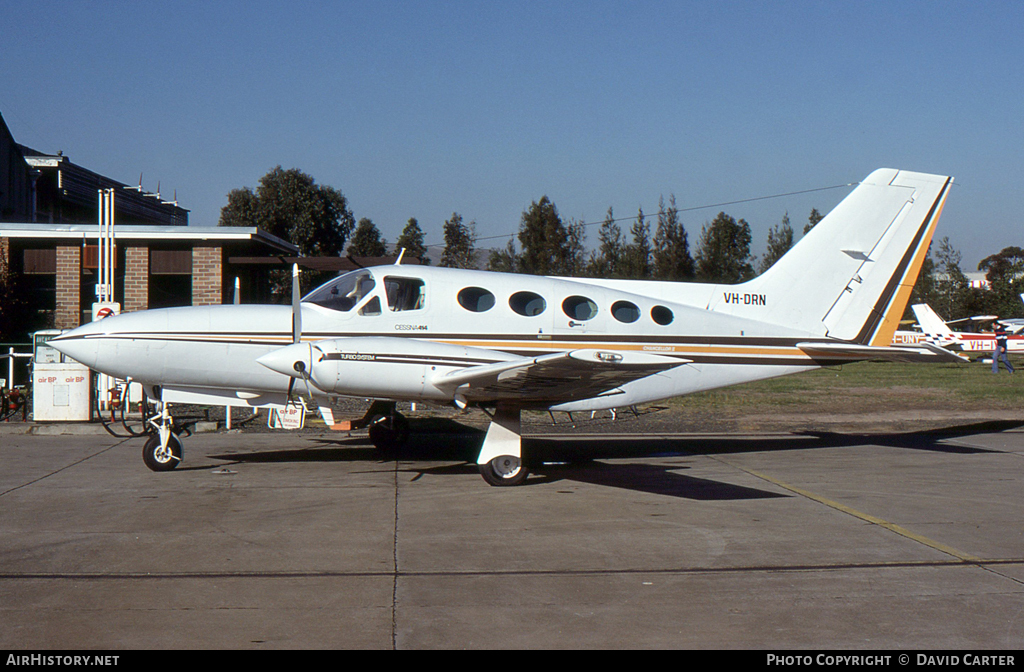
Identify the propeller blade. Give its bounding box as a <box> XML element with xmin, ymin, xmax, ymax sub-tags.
<box><xmin>292</xmin><ymin>263</ymin><xmax>301</xmax><ymax>344</ymax></box>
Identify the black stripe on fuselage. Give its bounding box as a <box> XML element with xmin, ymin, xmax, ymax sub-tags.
<box><xmin>63</xmin><ymin>331</ymin><xmax>869</xmax><ymax>369</ymax></box>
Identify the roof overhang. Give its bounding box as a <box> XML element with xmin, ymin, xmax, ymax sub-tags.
<box><xmin>0</xmin><ymin>223</ymin><xmax>298</xmax><ymax>254</ymax></box>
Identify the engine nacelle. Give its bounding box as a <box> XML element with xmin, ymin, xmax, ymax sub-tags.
<box><xmin>256</xmin><ymin>336</ymin><xmax>518</xmax><ymax>401</ymax></box>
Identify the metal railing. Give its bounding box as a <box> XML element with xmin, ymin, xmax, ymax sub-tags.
<box><xmin>0</xmin><ymin>343</ymin><xmax>32</xmax><ymax>389</ymax></box>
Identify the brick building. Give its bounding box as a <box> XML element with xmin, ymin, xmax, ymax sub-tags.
<box><xmin>1</xmin><ymin>223</ymin><xmax>298</xmax><ymax>339</ymax></box>
<box><xmin>0</xmin><ymin>111</ymin><xmax>298</xmax><ymax>341</ymax></box>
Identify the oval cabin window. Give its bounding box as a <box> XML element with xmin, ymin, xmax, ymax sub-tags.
<box><xmin>611</xmin><ymin>301</ymin><xmax>640</xmax><ymax>323</ymax></box>
<box><xmin>651</xmin><ymin>305</ymin><xmax>674</xmax><ymax>326</ymax></box>
<box><xmin>562</xmin><ymin>296</ymin><xmax>598</xmax><ymax>321</ymax></box>
<box><xmin>509</xmin><ymin>291</ymin><xmax>546</xmax><ymax>317</ymax></box>
<box><xmin>458</xmin><ymin>287</ymin><xmax>495</xmax><ymax>313</ymax></box>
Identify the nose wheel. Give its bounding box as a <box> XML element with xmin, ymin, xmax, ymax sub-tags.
<box><xmin>141</xmin><ymin>398</ymin><xmax>182</xmax><ymax>472</ymax></box>
<box><xmin>142</xmin><ymin>432</ymin><xmax>182</xmax><ymax>471</ymax></box>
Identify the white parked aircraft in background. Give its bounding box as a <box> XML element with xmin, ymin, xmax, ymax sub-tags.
<box><xmin>911</xmin><ymin>303</ymin><xmax>1024</xmax><ymax>354</ymax></box>
<box><xmin>999</xmin><ymin>294</ymin><xmax>1024</xmax><ymax>334</ymax></box>
<box><xmin>51</xmin><ymin>168</ymin><xmax>959</xmax><ymax>486</ymax></box>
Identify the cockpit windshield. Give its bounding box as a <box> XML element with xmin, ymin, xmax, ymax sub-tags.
<box><xmin>303</xmin><ymin>270</ymin><xmax>377</xmax><ymax>312</ymax></box>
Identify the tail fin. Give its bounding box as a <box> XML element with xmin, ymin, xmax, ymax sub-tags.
<box><xmin>714</xmin><ymin>168</ymin><xmax>952</xmax><ymax>344</ymax></box>
<box><xmin>911</xmin><ymin>304</ymin><xmax>954</xmax><ymax>336</ymax></box>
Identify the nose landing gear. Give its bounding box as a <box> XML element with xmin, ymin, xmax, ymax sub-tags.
<box><xmin>141</xmin><ymin>399</ymin><xmax>183</xmax><ymax>472</ymax></box>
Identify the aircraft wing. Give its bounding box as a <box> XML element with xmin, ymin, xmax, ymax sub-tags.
<box><xmin>433</xmin><ymin>349</ymin><xmax>688</xmax><ymax>405</ymax></box>
<box><xmin>796</xmin><ymin>341</ymin><xmax>967</xmax><ymax>363</ymax></box>
<box><xmin>1001</xmin><ymin>319</ymin><xmax>1024</xmax><ymax>335</ymax></box>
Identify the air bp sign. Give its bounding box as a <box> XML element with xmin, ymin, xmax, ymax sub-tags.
<box><xmin>269</xmin><ymin>400</ymin><xmax>306</xmax><ymax>430</ymax></box>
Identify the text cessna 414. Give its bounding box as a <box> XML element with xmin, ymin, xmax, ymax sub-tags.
<box><xmin>51</xmin><ymin>168</ymin><xmax>961</xmax><ymax>486</ymax></box>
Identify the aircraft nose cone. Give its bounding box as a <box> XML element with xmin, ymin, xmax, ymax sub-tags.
<box><xmin>256</xmin><ymin>342</ymin><xmax>313</xmax><ymax>378</ymax></box>
<box><xmin>48</xmin><ymin>328</ymin><xmax>101</xmax><ymax>369</ymax></box>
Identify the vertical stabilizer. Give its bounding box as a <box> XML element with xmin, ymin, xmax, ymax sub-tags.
<box><xmin>712</xmin><ymin>169</ymin><xmax>952</xmax><ymax>344</ymax></box>
<box><xmin>911</xmin><ymin>304</ymin><xmax>954</xmax><ymax>336</ymax></box>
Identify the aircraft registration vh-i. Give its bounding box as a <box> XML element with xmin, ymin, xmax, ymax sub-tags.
<box><xmin>51</xmin><ymin>168</ymin><xmax>961</xmax><ymax>486</ymax></box>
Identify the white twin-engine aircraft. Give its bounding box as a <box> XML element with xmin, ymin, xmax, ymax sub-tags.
<box><xmin>52</xmin><ymin>168</ymin><xmax>960</xmax><ymax>486</ymax></box>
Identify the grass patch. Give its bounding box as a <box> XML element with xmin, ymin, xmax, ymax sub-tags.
<box><xmin>668</xmin><ymin>357</ymin><xmax>1024</xmax><ymax>415</ymax></box>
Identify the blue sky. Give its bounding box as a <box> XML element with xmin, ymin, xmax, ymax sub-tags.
<box><xmin>2</xmin><ymin>1</ymin><xmax>1021</xmax><ymax>269</ymax></box>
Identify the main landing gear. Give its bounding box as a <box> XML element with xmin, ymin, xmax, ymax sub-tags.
<box><xmin>366</xmin><ymin>402</ymin><xmax>410</xmax><ymax>454</ymax></box>
<box><xmin>359</xmin><ymin>400</ymin><xmax>530</xmax><ymax>486</ymax></box>
<box><xmin>477</xmin><ymin>404</ymin><xmax>529</xmax><ymax>487</ymax></box>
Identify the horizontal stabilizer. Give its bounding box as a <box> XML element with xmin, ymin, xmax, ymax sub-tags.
<box><xmin>796</xmin><ymin>341</ymin><xmax>966</xmax><ymax>364</ymax></box>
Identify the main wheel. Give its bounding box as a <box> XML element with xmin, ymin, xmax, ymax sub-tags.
<box><xmin>368</xmin><ymin>412</ymin><xmax>409</xmax><ymax>453</ymax></box>
<box><xmin>142</xmin><ymin>433</ymin><xmax>183</xmax><ymax>472</ymax></box>
<box><xmin>479</xmin><ymin>455</ymin><xmax>529</xmax><ymax>486</ymax></box>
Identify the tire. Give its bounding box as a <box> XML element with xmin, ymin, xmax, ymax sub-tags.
<box><xmin>142</xmin><ymin>433</ymin><xmax>183</xmax><ymax>472</ymax></box>
<box><xmin>368</xmin><ymin>412</ymin><xmax>409</xmax><ymax>453</ymax></box>
<box><xmin>479</xmin><ymin>455</ymin><xmax>529</xmax><ymax>487</ymax></box>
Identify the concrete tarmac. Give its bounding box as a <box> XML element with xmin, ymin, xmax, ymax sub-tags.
<box><xmin>2</xmin><ymin>418</ymin><xmax>1023</xmax><ymax>649</ymax></box>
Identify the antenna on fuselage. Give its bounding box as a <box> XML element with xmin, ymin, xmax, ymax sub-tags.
<box><xmin>395</xmin><ymin>248</ymin><xmax>406</xmax><ymax>265</ymax></box>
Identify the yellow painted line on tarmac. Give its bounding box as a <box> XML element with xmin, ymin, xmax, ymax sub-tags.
<box><xmin>718</xmin><ymin>459</ymin><xmax>982</xmax><ymax>563</ymax></box>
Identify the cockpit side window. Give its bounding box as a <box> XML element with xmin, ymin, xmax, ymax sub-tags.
<box><xmin>359</xmin><ymin>296</ymin><xmax>382</xmax><ymax>316</ymax></box>
<box><xmin>384</xmin><ymin>277</ymin><xmax>426</xmax><ymax>312</ymax></box>
<box><xmin>304</xmin><ymin>270</ymin><xmax>377</xmax><ymax>312</ymax></box>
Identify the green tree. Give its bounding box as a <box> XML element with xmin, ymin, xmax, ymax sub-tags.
<box><xmin>620</xmin><ymin>207</ymin><xmax>652</xmax><ymax>279</ymax></box>
<box><xmin>803</xmin><ymin>207</ymin><xmax>824</xmax><ymax>235</ymax></box>
<box><xmin>517</xmin><ymin>196</ymin><xmax>571</xmax><ymax>276</ymax></box>
<box><xmin>978</xmin><ymin>246</ymin><xmax>1024</xmax><ymax>318</ymax></box>
<box><xmin>931</xmin><ymin>236</ymin><xmax>973</xmax><ymax>320</ymax></box>
<box><xmin>563</xmin><ymin>218</ymin><xmax>587</xmax><ymax>277</ymax></box>
<box><xmin>652</xmin><ymin>195</ymin><xmax>694</xmax><ymax>281</ymax></box>
<box><xmin>586</xmin><ymin>207</ymin><xmax>624</xmax><ymax>278</ymax></box>
<box><xmin>348</xmin><ymin>218</ymin><xmax>387</xmax><ymax>257</ymax></box>
<box><xmin>440</xmin><ymin>212</ymin><xmax>477</xmax><ymax>269</ymax></box>
<box><xmin>758</xmin><ymin>212</ymin><xmax>794</xmax><ymax>274</ymax></box>
<box><xmin>394</xmin><ymin>217</ymin><xmax>429</xmax><ymax>265</ymax></box>
<box><xmin>906</xmin><ymin>243</ymin><xmax>937</xmax><ymax>320</ymax></box>
<box><xmin>694</xmin><ymin>212</ymin><xmax>754</xmax><ymax>283</ymax></box>
<box><xmin>219</xmin><ymin>166</ymin><xmax>355</xmax><ymax>257</ymax></box>
<box><xmin>487</xmin><ymin>237</ymin><xmax>519</xmax><ymax>273</ymax></box>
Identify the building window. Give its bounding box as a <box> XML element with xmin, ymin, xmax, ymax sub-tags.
<box><xmin>150</xmin><ymin>250</ymin><xmax>192</xmax><ymax>275</ymax></box>
<box><xmin>22</xmin><ymin>249</ymin><xmax>56</xmax><ymax>274</ymax></box>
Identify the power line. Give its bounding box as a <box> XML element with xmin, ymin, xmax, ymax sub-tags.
<box><xmin>424</xmin><ymin>182</ymin><xmax>854</xmax><ymax>248</ymax></box>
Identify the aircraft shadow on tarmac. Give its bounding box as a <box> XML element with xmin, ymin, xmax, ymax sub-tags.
<box><xmin>205</xmin><ymin>418</ymin><xmax>1021</xmax><ymax>499</ymax></box>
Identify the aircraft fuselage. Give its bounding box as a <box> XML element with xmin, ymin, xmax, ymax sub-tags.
<box><xmin>53</xmin><ymin>266</ymin><xmax>824</xmax><ymax>412</ymax></box>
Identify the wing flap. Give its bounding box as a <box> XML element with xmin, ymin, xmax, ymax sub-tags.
<box><xmin>434</xmin><ymin>349</ymin><xmax>688</xmax><ymax>404</ymax></box>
